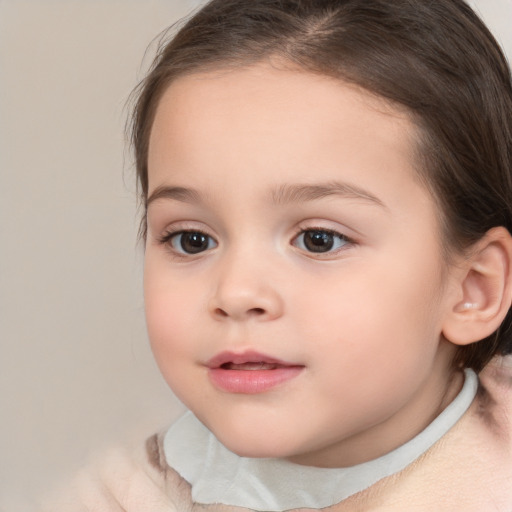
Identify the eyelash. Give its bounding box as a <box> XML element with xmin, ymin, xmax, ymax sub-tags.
<box><xmin>157</xmin><ymin>229</ymin><xmax>217</xmax><ymax>258</ymax></box>
<box><xmin>157</xmin><ymin>226</ymin><xmax>354</xmax><ymax>258</ymax></box>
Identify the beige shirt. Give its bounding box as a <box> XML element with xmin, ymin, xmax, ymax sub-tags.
<box><xmin>41</xmin><ymin>357</ymin><xmax>512</xmax><ymax>512</ymax></box>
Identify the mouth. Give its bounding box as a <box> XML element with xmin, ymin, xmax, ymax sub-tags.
<box><xmin>206</xmin><ymin>350</ymin><xmax>304</xmax><ymax>394</ymax></box>
<box><xmin>220</xmin><ymin>362</ymin><xmax>285</xmax><ymax>370</ymax></box>
<box><xmin>207</xmin><ymin>350</ymin><xmax>300</xmax><ymax>369</ymax></box>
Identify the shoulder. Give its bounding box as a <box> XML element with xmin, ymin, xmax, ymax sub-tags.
<box><xmin>478</xmin><ymin>353</ymin><xmax>512</xmax><ymax>424</ymax></box>
<box><xmin>380</xmin><ymin>356</ymin><xmax>512</xmax><ymax>511</ymax></box>
<box><xmin>330</xmin><ymin>358</ymin><xmax>512</xmax><ymax>512</ymax></box>
<box><xmin>40</xmin><ymin>426</ymin><xmax>254</xmax><ymax>512</ymax></box>
<box><xmin>39</xmin><ymin>431</ymin><xmax>194</xmax><ymax>512</ymax></box>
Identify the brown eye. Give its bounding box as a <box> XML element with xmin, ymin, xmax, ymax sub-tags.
<box><xmin>294</xmin><ymin>229</ymin><xmax>348</xmax><ymax>253</ymax></box>
<box><xmin>170</xmin><ymin>231</ymin><xmax>216</xmax><ymax>254</ymax></box>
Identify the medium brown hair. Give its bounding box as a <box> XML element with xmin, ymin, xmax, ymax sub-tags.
<box><xmin>130</xmin><ymin>0</ymin><xmax>512</xmax><ymax>372</ymax></box>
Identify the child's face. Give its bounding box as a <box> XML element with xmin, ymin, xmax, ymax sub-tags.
<box><xmin>144</xmin><ymin>63</ymin><xmax>460</xmax><ymax>467</ymax></box>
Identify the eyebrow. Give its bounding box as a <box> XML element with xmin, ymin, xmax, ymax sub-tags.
<box><xmin>146</xmin><ymin>180</ymin><xmax>386</xmax><ymax>209</ymax></box>
<box><xmin>270</xmin><ymin>181</ymin><xmax>387</xmax><ymax>208</ymax></box>
<box><xmin>146</xmin><ymin>185</ymin><xmax>203</xmax><ymax>208</ymax></box>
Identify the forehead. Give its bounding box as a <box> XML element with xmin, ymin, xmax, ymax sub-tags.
<box><xmin>147</xmin><ymin>63</ymin><xmax>423</xmax><ymax>208</ymax></box>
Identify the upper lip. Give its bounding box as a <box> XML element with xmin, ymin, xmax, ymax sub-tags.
<box><xmin>206</xmin><ymin>350</ymin><xmax>301</xmax><ymax>369</ymax></box>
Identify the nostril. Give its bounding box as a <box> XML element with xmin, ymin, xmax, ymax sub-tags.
<box><xmin>211</xmin><ymin>305</ymin><xmax>271</xmax><ymax>320</ymax></box>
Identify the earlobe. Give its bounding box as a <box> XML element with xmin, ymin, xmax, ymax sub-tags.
<box><xmin>442</xmin><ymin>227</ymin><xmax>512</xmax><ymax>346</ymax></box>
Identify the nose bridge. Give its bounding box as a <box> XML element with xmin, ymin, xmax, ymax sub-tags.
<box><xmin>210</xmin><ymin>241</ymin><xmax>283</xmax><ymax>321</ymax></box>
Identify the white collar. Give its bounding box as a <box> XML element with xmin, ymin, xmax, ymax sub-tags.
<box><xmin>164</xmin><ymin>369</ymin><xmax>478</xmax><ymax>511</ymax></box>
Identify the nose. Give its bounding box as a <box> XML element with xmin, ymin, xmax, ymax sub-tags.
<box><xmin>208</xmin><ymin>253</ymin><xmax>284</xmax><ymax>322</ymax></box>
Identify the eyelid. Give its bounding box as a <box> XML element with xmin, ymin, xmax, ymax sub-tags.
<box><xmin>293</xmin><ymin>221</ymin><xmax>355</xmax><ymax>242</ymax></box>
<box><xmin>155</xmin><ymin>219</ymin><xmax>215</xmax><ymax>242</ymax></box>
<box><xmin>158</xmin><ymin>228</ymin><xmax>213</xmax><ymax>243</ymax></box>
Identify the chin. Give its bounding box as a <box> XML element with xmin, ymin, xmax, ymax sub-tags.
<box><xmin>192</xmin><ymin>402</ymin><xmax>309</xmax><ymax>459</ymax></box>
<box><xmin>210</xmin><ymin>423</ymin><xmax>299</xmax><ymax>459</ymax></box>
<box><xmin>222</xmin><ymin>438</ymin><xmax>290</xmax><ymax>459</ymax></box>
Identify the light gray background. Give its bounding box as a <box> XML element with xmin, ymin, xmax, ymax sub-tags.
<box><xmin>0</xmin><ymin>0</ymin><xmax>511</xmax><ymax>509</ymax></box>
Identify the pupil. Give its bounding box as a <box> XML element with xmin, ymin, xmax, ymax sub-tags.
<box><xmin>304</xmin><ymin>231</ymin><xmax>334</xmax><ymax>252</ymax></box>
<box><xmin>182</xmin><ymin>232</ymin><xmax>208</xmax><ymax>253</ymax></box>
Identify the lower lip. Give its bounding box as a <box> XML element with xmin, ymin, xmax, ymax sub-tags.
<box><xmin>208</xmin><ymin>367</ymin><xmax>303</xmax><ymax>394</ymax></box>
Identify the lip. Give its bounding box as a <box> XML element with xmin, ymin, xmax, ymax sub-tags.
<box><xmin>206</xmin><ymin>350</ymin><xmax>304</xmax><ymax>394</ymax></box>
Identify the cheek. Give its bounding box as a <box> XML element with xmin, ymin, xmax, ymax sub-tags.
<box><xmin>144</xmin><ymin>279</ymin><xmax>202</xmax><ymax>404</ymax></box>
<box><xmin>292</xmin><ymin>261</ymin><xmax>446</xmax><ymax>428</ymax></box>
<box><xmin>143</xmin><ymin>259</ymin><xmax>198</xmax><ymax>365</ymax></box>
<box><xmin>297</xmin><ymin>253</ymin><xmax>445</xmax><ymax>369</ymax></box>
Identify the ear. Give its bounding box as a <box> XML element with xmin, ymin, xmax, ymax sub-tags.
<box><xmin>442</xmin><ymin>227</ymin><xmax>512</xmax><ymax>346</ymax></box>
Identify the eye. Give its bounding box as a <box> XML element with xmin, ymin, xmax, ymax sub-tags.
<box><xmin>166</xmin><ymin>230</ymin><xmax>217</xmax><ymax>255</ymax></box>
<box><xmin>293</xmin><ymin>229</ymin><xmax>349</xmax><ymax>254</ymax></box>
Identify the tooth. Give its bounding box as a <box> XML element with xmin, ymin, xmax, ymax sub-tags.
<box><xmin>228</xmin><ymin>362</ymin><xmax>277</xmax><ymax>370</ymax></box>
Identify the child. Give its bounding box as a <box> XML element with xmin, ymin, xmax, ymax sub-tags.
<box><xmin>44</xmin><ymin>0</ymin><xmax>512</xmax><ymax>510</ymax></box>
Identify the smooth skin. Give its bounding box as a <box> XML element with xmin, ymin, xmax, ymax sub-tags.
<box><xmin>143</xmin><ymin>62</ymin><xmax>511</xmax><ymax>469</ymax></box>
